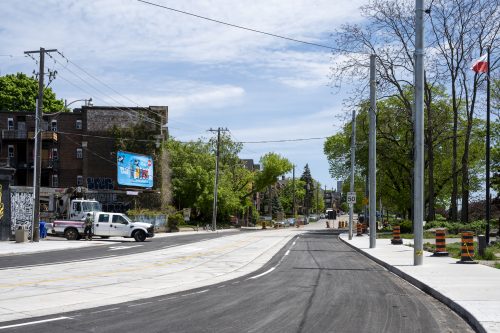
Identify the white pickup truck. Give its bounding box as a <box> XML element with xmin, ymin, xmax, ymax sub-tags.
<box><xmin>52</xmin><ymin>212</ymin><xmax>154</xmax><ymax>242</ymax></box>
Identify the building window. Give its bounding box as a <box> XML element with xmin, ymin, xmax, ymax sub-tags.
<box><xmin>51</xmin><ymin>148</ymin><xmax>59</xmax><ymax>160</ymax></box>
<box><xmin>51</xmin><ymin>120</ymin><xmax>57</xmax><ymax>132</ymax></box>
<box><xmin>76</xmin><ymin>148</ymin><xmax>83</xmax><ymax>159</ymax></box>
<box><xmin>8</xmin><ymin>118</ymin><xmax>14</xmax><ymax>130</ymax></box>
<box><xmin>75</xmin><ymin>119</ymin><xmax>82</xmax><ymax>130</ymax></box>
<box><xmin>77</xmin><ymin>175</ymin><xmax>83</xmax><ymax>186</ymax></box>
<box><xmin>7</xmin><ymin>145</ymin><xmax>14</xmax><ymax>158</ymax></box>
<box><xmin>52</xmin><ymin>174</ymin><xmax>59</xmax><ymax>187</ymax></box>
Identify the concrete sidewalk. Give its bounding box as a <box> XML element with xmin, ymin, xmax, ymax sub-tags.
<box><xmin>0</xmin><ymin>228</ymin><xmax>238</xmax><ymax>256</ymax></box>
<box><xmin>340</xmin><ymin>233</ymin><xmax>500</xmax><ymax>333</ymax></box>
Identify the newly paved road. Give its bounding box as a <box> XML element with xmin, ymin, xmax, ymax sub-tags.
<box><xmin>0</xmin><ymin>230</ymin><xmax>247</xmax><ymax>269</ymax></box>
<box><xmin>1</xmin><ymin>231</ymin><xmax>473</xmax><ymax>333</ymax></box>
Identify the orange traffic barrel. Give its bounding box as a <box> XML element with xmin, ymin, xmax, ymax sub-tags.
<box><xmin>432</xmin><ymin>228</ymin><xmax>449</xmax><ymax>257</ymax></box>
<box><xmin>362</xmin><ymin>223</ymin><xmax>367</xmax><ymax>233</ymax></box>
<box><xmin>457</xmin><ymin>231</ymin><xmax>478</xmax><ymax>264</ymax></box>
<box><xmin>391</xmin><ymin>225</ymin><xmax>403</xmax><ymax>244</ymax></box>
<box><xmin>356</xmin><ymin>223</ymin><xmax>363</xmax><ymax>236</ymax></box>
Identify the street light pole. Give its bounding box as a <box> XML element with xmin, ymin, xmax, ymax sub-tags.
<box><xmin>349</xmin><ymin>110</ymin><xmax>356</xmax><ymax>240</ymax></box>
<box><xmin>413</xmin><ymin>0</ymin><xmax>425</xmax><ymax>265</ymax></box>
<box><xmin>369</xmin><ymin>54</ymin><xmax>377</xmax><ymax>248</ymax></box>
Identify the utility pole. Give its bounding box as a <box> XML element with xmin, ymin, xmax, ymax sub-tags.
<box><xmin>349</xmin><ymin>110</ymin><xmax>356</xmax><ymax>240</ymax></box>
<box><xmin>292</xmin><ymin>165</ymin><xmax>296</xmax><ymax>217</ymax></box>
<box><xmin>414</xmin><ymin>0</ymin><xmax>424</xmax><ymax>265</ymax></box>
<box><xmin>208</xmin><ymin>127</ymin><xmax>228</xmax><ymax>231</ymax></box>
<box><xmin>369</xmin><ymin>54</ymin><xmax>377</xmax><ymax>248</ymax></box>
<box><xmin>485</xmin><ymin>45</ymin><xmax>491</xmax><ymax>244</ymax></box>
<box><xmin>24</xmin><ymin>47</ymin><xmax>57</xmax><ymax>242</ymax></box>
<box><xmin>316</xmin><ymin>183</ymin><xmax>319</xmax><ymax>214</ymax></box>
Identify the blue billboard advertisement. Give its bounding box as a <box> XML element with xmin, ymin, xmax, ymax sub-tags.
<box><xmin>117</xmin><ymin>151</ymin><xmax>154</xmax><ymax>188</ymax></box>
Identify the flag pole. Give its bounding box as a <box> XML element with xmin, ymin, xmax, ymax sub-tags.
<box><xmin>485</xmin><ymin>45</ymin><xmax>491</xmax><ymax>244</ymax></box>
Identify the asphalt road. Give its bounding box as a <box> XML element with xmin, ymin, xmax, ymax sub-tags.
<box><xmin>0</xmin><ymin>230</ymin><xmax>473</xmax><ymax>333</ymax></box>
<box><xmin>0</xmin><ymin>230</ymin><xmax>247</xmax><ymax>269</ymax></box>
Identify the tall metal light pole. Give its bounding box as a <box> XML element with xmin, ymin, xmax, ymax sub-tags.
<box><xmin>369</xmin><ymin>54</ymin><xmax>377</xmax><ymax>248</ymax></box>
<box><xmin>485</xmin><ymin>46</ymin><xmax>491</xmax><ymax>244</ymax></box>
<box><xmin>349</xmin><ymin>110</ymin><xmax>356</xmax><ymax>240</ymax></box>
<box><xmin>413</xmin><ymin>0</ymin><xmax>425</xmax><ymax>265</ymax></box>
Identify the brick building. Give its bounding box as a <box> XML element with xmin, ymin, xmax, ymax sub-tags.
<box><xmin>0</xmin><ymin>105</ymin><xmax>167</xmax><ymax>192</ymax></box>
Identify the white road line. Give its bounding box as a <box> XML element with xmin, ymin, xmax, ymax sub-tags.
<box><xmin>158</xmin><ymin>296</ymin><xmax>178</xmax><ymax>302</ymax></box>
<box><xmin>181</xmin><ymin>289</ymin><xmax>209</xmax><ymax>297</ymax></box>
<box><xmin>128</xmin><ymin>301</ymin><xmax>152</xmax><ymax>307</ymax></box>
<box><xmin>162</xmin><ymin>244</ymin><xmax>179</xmax><ymax>249</ymax></box>
<box><xmin>90</xmin><ymin>307</ymin><xmax>120</xmax><ymax>314</ymax></box>
<box><xmin>217</xmin><ymin>285</ymin><xmax>226</xmax><ymax>289</ymax></box>
<box><xmin>108</xmin><ymin>245</ymin><xmax>143</xmax><ymax>251</ymax></box>
<box><xmin>285</xmin><ymin>249</ymin><xmax>290</xmax><ymax>256</ymax></box>
<box><xmin>0</xmin><ymin>317</ymin><xmax>71</xmax><ymax>330</ymax></box>
<box><xmin>231</xmin><ymin>281</ymin><xmax>240</xmax><ymax>284</ymax></box>
<box><xmin>248</xmin><ymin>267</ymin><xmax>276</xmax><ymax>280</ymax></box>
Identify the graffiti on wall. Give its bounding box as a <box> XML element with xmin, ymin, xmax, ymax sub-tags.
<box><xmin>10</xmin><ymin>192</ymin><xmax>33</xmax><ymax>235</ymax></box>
<box><xmin>87</xmin><ymin>177</ymin><xmax>114</xmax><ymax>190</ymax></box>
<box><xmin>0</xmin><ymin>184</ymin><xmax>4</xmax><ymax>221</ymax></box>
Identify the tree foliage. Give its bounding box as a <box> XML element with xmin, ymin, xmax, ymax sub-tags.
<box><xmin>0</xmin><ymin>73</ymin><xmax>64</xmax><ymax>112</ymax></box>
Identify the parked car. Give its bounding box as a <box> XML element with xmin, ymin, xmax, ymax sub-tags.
<box><xmin>287</xmin><ymin>218</ymin><xmax>296</xmax><ymax>226</ymax></box>
<box><xmin>274</xmin><ymin>219</ymin><xmax>290</xmax><ymax>227</ymax></box>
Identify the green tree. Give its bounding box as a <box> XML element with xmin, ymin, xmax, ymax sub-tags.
<box><xmin>166</xmin><ymin>139</ymin><xmax>214</xmax><ymax>220</ymax></box>
<box><xmin>0</xmin><ymin>73</ymin><xmax>64</xmax><ymax>112</ymax></box>
<box><xmin>253</xmin><ymin>153</ymin><xmax>293</xmax><ymax>195</ymax></box>
<box><xmin>300</xmin><ymin>164</ymin><xmax>314</xmax><ymax>215</ymax></box>
<box><xmin>278</xmin><ymin>179</ymin><xmax>306</xmax><ymax>215</ymax></box>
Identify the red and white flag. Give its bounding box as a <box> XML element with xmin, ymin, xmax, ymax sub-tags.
<box><xmin>471</xmin><ymin>54</ymin><xmax>488</xmax><ymax>73</ymax></box>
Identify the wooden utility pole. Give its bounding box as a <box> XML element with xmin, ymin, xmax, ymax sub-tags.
<box><xmin>208</xmin><ymin>127</ymin><xmax>228</xmax><ymax>231</ymax></box>
<box><xmin>24</xmin><ymin>47</ymin><xmax>57</xmax><ymax>242</ymax></box>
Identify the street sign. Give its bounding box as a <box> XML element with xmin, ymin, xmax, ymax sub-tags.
<box><xmin>347</xmin><ymin>192</ymin><xmax>357</xmax><ymax>205</ymax></box>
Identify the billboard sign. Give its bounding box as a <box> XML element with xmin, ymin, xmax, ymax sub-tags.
<box><xmin>117</xmin><ymin>151</ymin><xmax>154</xmax><ymax>188</ymax></box>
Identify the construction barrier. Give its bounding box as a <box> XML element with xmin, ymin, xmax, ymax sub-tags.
<box><xmin>457</xmin><ymin>231</ymin><xmax>478</xmax><ymax>264</ymax></box>
<box><xmin>432</xmin><ymin>228</ymin><xmax>449</xmax><ymax>257</ymax></box>
<box><xmin>356</xmin><ymin>223</ymin><xmax>363</xmax><ymax>236</ymax></box>
<box><xmin>391</xmin><ymin>225</ymin><xmax>403</xmax><ymax>244</ymax></box>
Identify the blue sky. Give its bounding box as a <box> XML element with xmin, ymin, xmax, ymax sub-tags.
<box><xmin>0</xmin><ymin>0</ymin><xmax>369</xmax><ymax>188</ymax></box>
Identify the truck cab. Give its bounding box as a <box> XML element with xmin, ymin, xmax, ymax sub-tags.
<box><xmin>69</xmin><ymin>199</ymin><xmax>102</xmax><ymax>220</ymax></box>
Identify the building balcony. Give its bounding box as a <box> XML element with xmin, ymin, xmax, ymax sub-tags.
<box><xmin>41</xmin><ymin>159</ymin><xmax>59</xmax><ymax>169</ymax></box>
<box><xmin>1</xmin><ymin>130</ymin><xmax>27</xmax><ymax>140</ymax></box>
<box><xmin>27</xmin><ymin>131</ymin><xmax>58</xmax><ymax>142</ymax></box>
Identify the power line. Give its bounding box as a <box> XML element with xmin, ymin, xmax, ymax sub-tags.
<box><xmin>51</xmin><ymin>56</ymin><xmax>162</xmax><ymax>126</ymax></box>
<box><xmin>137</xmin><ymin>0</ymin><xmax>339</xmax><ymax>51</ymax></box>
<box><xmin>56</xmin><ymin>51</ymin><xmax>163</xmax><ymax>119</ymax></box>
<box><xmin>238</xmin><ymin>136</ymin><xmax>328</xmax><ymax>144</ymax></box>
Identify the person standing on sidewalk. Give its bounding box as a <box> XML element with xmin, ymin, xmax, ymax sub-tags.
<box><xmin>84</xmin><ymin>213</ymin><xmax>93</xmax><ymax>240</ymax></box>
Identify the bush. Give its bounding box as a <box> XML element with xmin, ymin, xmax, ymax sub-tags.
<box><xmin>167</xmin><ymin>213</ymin><xmax>183</xmax><ymax>232</ymax></box>
<box><xmin>399</xmin><ymin>220</ymin><xmax>412</xmax><ymax>233</ymax></box>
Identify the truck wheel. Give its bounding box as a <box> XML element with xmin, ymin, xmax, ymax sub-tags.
<box><xmin>64</xmin><ymin>228</ymin><xmax>79</xmax><ymax>241</ymax></box>
<box><xmin>133</xmin><ymin>230</ymin><xmax>146</xmax><ymax>242</ymax></box>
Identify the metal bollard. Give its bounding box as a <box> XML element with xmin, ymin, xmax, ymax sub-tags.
<box><xmin>432</xmin><ymin>228</ymin><xmax>449</xmax><ymax>256</ymax></box>
<box><xmin>457</xmin><ymin>231</ymin><xmax>478</xmax><ymax>264</ymax></box>
<box><xmin>391</xmin><ymin>225</ymin><xmax>403</xmax><ymax>244</ymax></box>
<box><xmin>478</xmin><ymin>235</ymin><xmax>486</xmax><ymax>257</ymax></box>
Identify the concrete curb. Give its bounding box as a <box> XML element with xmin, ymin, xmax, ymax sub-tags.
<box><xmin>338</xmin><ymin>234</ymin><xmax>485</xmax><ymax>333</ymax></box>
